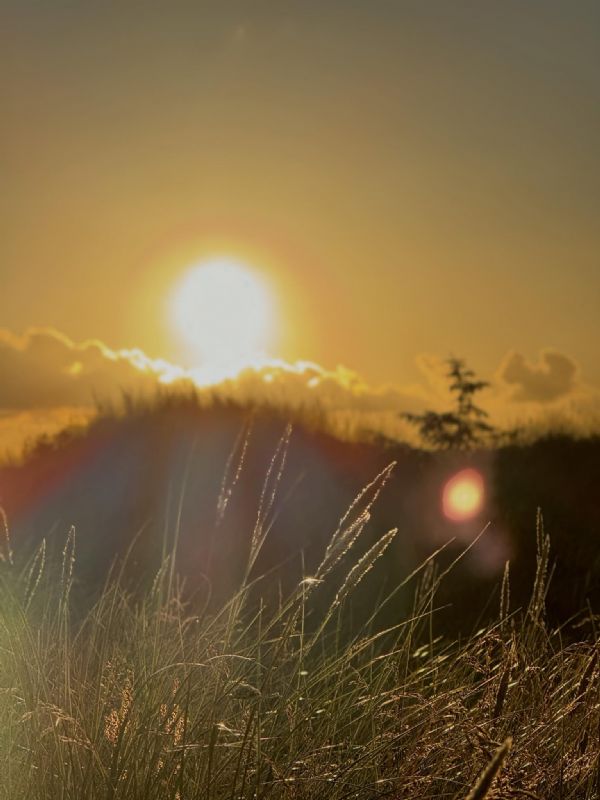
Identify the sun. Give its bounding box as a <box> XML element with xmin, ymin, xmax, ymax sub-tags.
<box><xmin>442</xmin><ymin>469</ymin><xmax>485</xmax><ymax>522</ymax></box>
<box><xmin>169</xmin><ymin>257</ymin><xmax>276</xmax><ymax>376</ymax></box>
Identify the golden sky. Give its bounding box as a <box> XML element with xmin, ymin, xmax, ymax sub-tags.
<box><xmin>1</xmin><ymin>2</ymin><xmax>599</xmax><ymax>452</ymax></box>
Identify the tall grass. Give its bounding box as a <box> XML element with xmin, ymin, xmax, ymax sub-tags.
<box><xmin>0</xmin><ymin>461</ymin><xmax>598</xmax><ymax>799</ymax></box>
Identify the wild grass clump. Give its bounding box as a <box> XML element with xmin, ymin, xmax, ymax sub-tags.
<box><xmin>0</xmin><ymin>457</ymin><xmax>598</xmax><ymax>799</ymax></box>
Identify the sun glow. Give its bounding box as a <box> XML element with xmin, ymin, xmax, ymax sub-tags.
<box><xmin>442</xmin><ymin>469</ymin><xmax>485</xmax><ymax>522</ymax></box>
<box><xmin>169</xmin><ymin>258</ymin><xmax>276</xmax><ymax>379</ymax></box>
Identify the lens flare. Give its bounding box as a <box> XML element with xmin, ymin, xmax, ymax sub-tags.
<box><xmin>442</xmin><ymin>468</ymin><xmax>484</xmax><ymax>522</ymax></box>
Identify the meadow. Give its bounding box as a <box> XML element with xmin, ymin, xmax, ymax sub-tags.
<box><xmin>4</xmin><ymin>0</ymin><xmax>599</xmax><ymax>795</ymax></box>
<box><xmin>0</xmin><ymin>402</ymin><xmax>598</xmax><ymax>798</ymax></box>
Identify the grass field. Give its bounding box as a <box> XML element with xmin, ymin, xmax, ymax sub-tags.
<box><xmin>0</xmin><ymin>464</ymin><xmax>598</xmax><ymax>800</ymax></box>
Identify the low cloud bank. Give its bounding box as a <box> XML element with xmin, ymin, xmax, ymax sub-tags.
<box><xmin>0</xmin><ymin>328</ymin><xmax>598</xmax><ymax>457</ymax></box>
<box><xmin>0</xmin><ymin>328</ymin><xmax>166</xmax><ymax>408</ymax></box>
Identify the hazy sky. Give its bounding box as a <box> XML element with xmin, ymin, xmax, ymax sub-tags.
<box><xmin>2</xmin><ymin>1</ymin><xmax>599</xmax><ymax>390</ymax></box>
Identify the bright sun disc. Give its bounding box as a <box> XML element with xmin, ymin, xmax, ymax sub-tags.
<box><xmin>442</xmin><ymin>469</ymin><xmax>484</xmax><ymax>522</ymax></box>
<box><xmin>169</xmin><ymin>258</ymin><xmax>276</xmax><ymax>374</ymax></box>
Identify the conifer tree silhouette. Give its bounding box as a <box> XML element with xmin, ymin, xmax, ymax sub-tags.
<box><xmin>403</xmin><ymin>357</ymin><xmax>495</xmax><ymax>449</ymax></box>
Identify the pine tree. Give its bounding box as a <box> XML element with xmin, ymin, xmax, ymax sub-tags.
<box><xmin>403</xmin><ymin>357</ymin><xmax>496</xmax><ymax>449</ymax></box>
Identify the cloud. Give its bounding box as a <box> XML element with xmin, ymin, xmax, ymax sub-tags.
<box><xmin>0</xmin><ymin>328</ymin><xmax>180</xmax><ymax>410</ymax></box>
<box><xmin>1</xmin><ymin>328</ymin><xmax>598</xmax><ymax>456</ymax></box>
<box><xmin>0</xmin><ymin>328</ymin><xmax>427</xmax><ymax>453</ymax></box>
<box><xmin>496</xmin><ymin>349</ymin><xmax>579</xmax><ymax>403</ymax></box>
<box><xmin>0</xmin><ymin>327</ymin><xmax>424</xmax><ymax>414</ymax></box>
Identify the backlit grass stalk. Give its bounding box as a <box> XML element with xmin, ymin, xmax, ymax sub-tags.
<box><xmin>0</xmin><ymin>458</ymin><xmax>597</xmax><ymax>799</ymax></box>
<box><xmin>465</xmin><ymin>737</ymin><xmax>512</xmax><ymax>800</ymax></box>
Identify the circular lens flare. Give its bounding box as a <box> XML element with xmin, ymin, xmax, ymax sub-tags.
<box><xmin>442</xmin><ymin>468</ymin><xmax>484</xmax><ymax>522</ymax></box>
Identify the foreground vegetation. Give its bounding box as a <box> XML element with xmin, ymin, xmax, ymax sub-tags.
<box><xmin>0</xmin><ymin>460</ymin><xmax>598</xmax><ymax>800</ymax></box>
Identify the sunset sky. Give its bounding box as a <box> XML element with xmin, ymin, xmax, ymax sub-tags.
<box><xmin>1</xmin><ymin>2</ymin><xmax>599</xmax><ymax>452</ymax></box>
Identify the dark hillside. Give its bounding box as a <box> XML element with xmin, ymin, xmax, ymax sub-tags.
<box><xmin>1</xmin><ymin>403</ymin><xmax>598</xmax><ymax>632</ymax></box>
